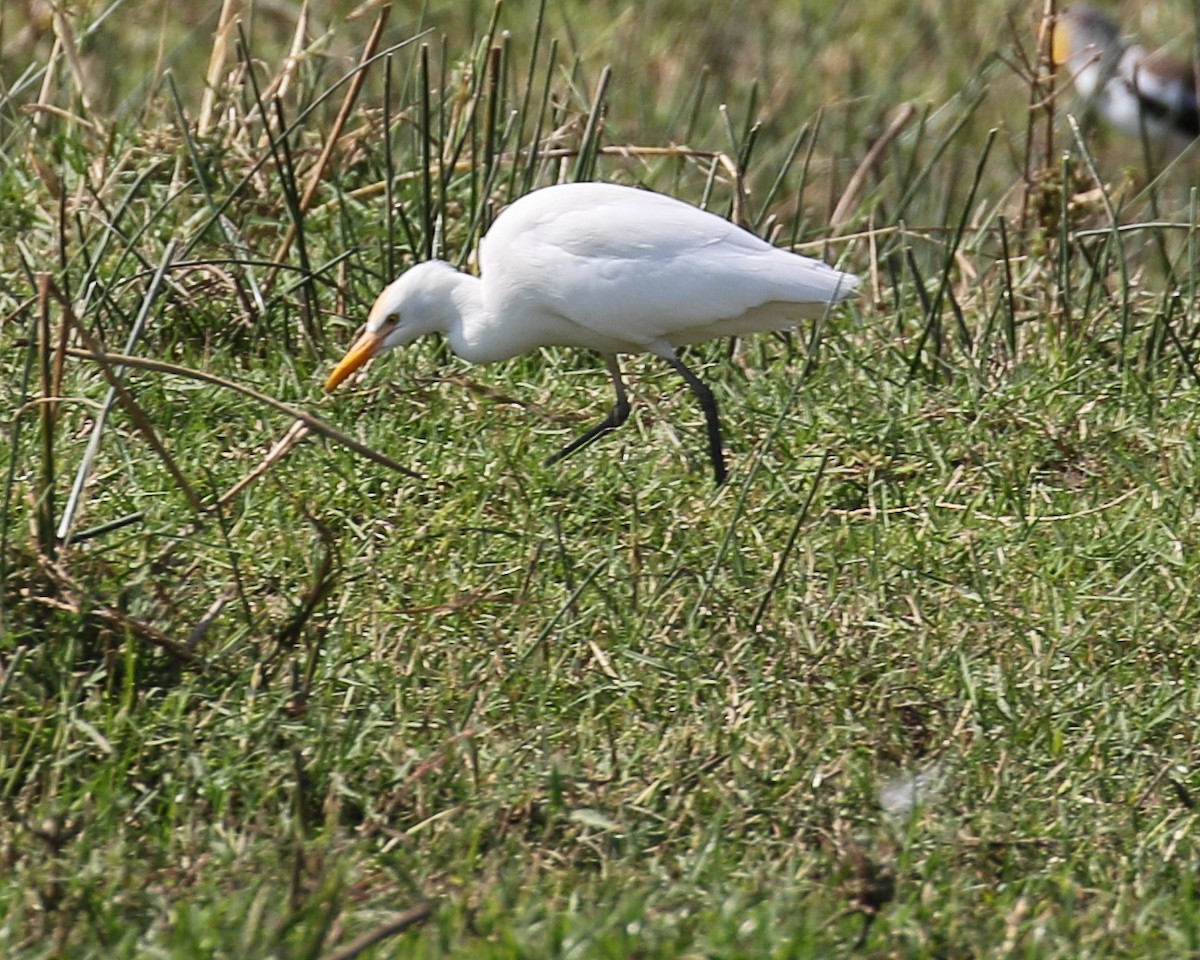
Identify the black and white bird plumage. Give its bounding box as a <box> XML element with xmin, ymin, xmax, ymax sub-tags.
<box><xmin>1054</xmin><ymin>5</ymin><xmax>1198</xmax><ymax>150</ymax></box>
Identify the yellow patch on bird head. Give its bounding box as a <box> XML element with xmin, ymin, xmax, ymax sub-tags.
<box><xmin>1051</xmin><ymin>18</ymin><xmax>1072</xmax><ymax>66</ymax></box>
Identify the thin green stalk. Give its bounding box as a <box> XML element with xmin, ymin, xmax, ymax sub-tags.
<box><xmin>749</xmin><ymin>452</ymin><xmax>830</xmax><ymax>631</ymax></box>
<box><xmin>36</xmin><ymin>276</ymin><xmax>56</xmax><ymax>560</ymax></box>
<box><xmin>166</xmin><ymin>75</ymin><xmax>266</xmax><ymax>314</ymax></box>
<box><xmin>995</xmin><ymin>215</ymin><xmax>1017</xmax><ymax>356</ymax></box>
<box><xmin>419</xmin><ymin>44</ymin><xmax>435</xmax><ymax>261</ymax></box>
<box><xmin>573</xmin><ymin>64</ymin><xmax>611</xmax><ymax>182</ymax></box>
<box><xmin>508</xmin><ymin>0</ymin><xmax>550</xmax><ymax>199</ymax></box>
<box><xmin>906</xmin><ymin>129</ymin><xmax>996</xmax><ymax>379</ymax></box>
<box><xmin>272</xmin><ymin>98</ymin><xmax>318</xmax><ymax>340</ymax></box>
<box><xmin>520</xmin><ymin>37</ymin><xmax>559</xmax><ymax>195</ymax></box>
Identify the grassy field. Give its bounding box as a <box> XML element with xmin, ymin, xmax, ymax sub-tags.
<box><xmin>3</xmin><ymin>0</ymin><xmax>1200</xmax><ymax>957</ymax></box>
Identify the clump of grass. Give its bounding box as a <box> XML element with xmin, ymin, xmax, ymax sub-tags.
<box><xmin>2</xmin><ymin>2</ymin><xmax>1200</xmax><ymax>958</ymax></box>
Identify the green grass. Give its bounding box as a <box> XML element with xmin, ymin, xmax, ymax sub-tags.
<box><xmin>3</xmin><ymin>0</ymin><xmax>1200</xmax><ymax>957</ymax></box>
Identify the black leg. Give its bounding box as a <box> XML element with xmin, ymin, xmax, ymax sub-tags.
<box><xmin>666</xmin><ymin>354</ymin><xmax>727</xmax><ymax>486</ymax></box>
<box><xmin>545</xmin><ymin>355</ymin><xmax>631</xmax><ymax>466</ymax></box>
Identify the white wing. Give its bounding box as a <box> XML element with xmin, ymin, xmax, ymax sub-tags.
<box><xmin>477</xmin><ymin>183</ymin><xmax>858</xmax><ymax>357</ymax></box>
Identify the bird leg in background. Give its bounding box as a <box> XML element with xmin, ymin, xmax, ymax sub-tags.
<box><xmin>666</xmin><ymin>354</ymin><xmax>727</xmax><ymax>486</ymax></box>
<box><xmin>544</xmin><ymin>354</ymin><xmax>631</xmax><ymax>466</ymax></box>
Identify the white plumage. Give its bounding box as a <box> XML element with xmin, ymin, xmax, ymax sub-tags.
<box><xmin>326</xmin><ymin>182</ymin><xmax>859</xmax><ymax>484</ymax></box>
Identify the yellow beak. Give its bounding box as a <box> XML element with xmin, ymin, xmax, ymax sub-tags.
<box><xmin>325</xmin><ymin>328</ymin><xmax>387</xmax><ymax>392</ymax></box>
<box><xmin>1051</xmin><ymin>19</ymin><xmax>1071</xmax><ymax>66</ymax></box>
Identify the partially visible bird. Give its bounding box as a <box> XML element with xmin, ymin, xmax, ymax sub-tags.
<box><xmin>325</xmin><ymin>182</ymin><xmax>859</xmax><ymax>485</ymax></box>
<box><xmin>1053</xmin><ymin>5</ymin><xmax>1198</xmax><ymax>150</ymax></box>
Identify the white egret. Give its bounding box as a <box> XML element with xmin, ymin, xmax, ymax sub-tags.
<box><xmin>1054</xmin><ymin>6</ymin><xmax>1198</xmax><ymax>150</ymax></box>
<box><xmin>325</xmin><ymin>181</ymin><xmax>859</xmax><ymax>484</ymax></box>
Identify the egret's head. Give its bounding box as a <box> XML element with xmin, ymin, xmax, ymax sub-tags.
<box><xmin>324</xmin><ymin>261</ymin><xmax>461</xmax><ymax>392</ymax></box>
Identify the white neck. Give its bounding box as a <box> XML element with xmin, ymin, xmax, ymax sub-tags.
<box><xmin>437</xmin><ymin>268</ymin><xmax>539</xmax><ymax>365</ymax></box>
<box><xmin>437</xmin><ymin>271</ymin><xmax>488</xmax><ymax>362</ymax></box>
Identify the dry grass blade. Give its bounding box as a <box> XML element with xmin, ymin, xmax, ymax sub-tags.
<box><xmin>215</xmin><ymin>419</ymin><xmax>312</xmax><ymax>510</ymax></box>
<box><xmin>147</xmin><ymin>421</ymin><xmax>315</xmax><ymax>576</ymax></box>
<box><xmin>32</xmin><ymin>36</ymin><xmax>62</xmax><ymax>134</ymax></box>
<box><xmin>49</xmin><ymin>270</ymin><xmax>206</xmax><ymax>525</ymax></box>
<box><xmin>58</xmin><ymin>241</ymin><xmax>184</xmax><ymax>543</ymax></box>
<box><xmin>253</xmin><ymin>2</ymin><xmax>312</xmax><ymax>134</ymax></box>
<box><xmin>317</xmin><ymin>902</ymin><xmax>434</xmax><ymax>960</ymax></box>
<box><xmin>831</xmin><ymin>103</ymin><xmax>917</xmax><ymax>232</ymax></box>
<box><xmin>32</xmin><ymin>556</ymin><xmax>223</xmax><ymax>674</ymax></box>
<box><xmin>61</xmin><ymin>347</ymin><xmax>422</xmax><ymax>479</ymax></box>
<box><xmin>197</xmin><ymin>0</ymin><xmax>239</xmax><ymax>137</ymax></box>
<box><xmin>49</xmin><ymin>5</ymin><xmax>94</xmax><ymax>116</ymax></box>
<box><xmin>65</xmin><ymin>316</ymin><xmax>205</xmax><ymax>514</ymax></box>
